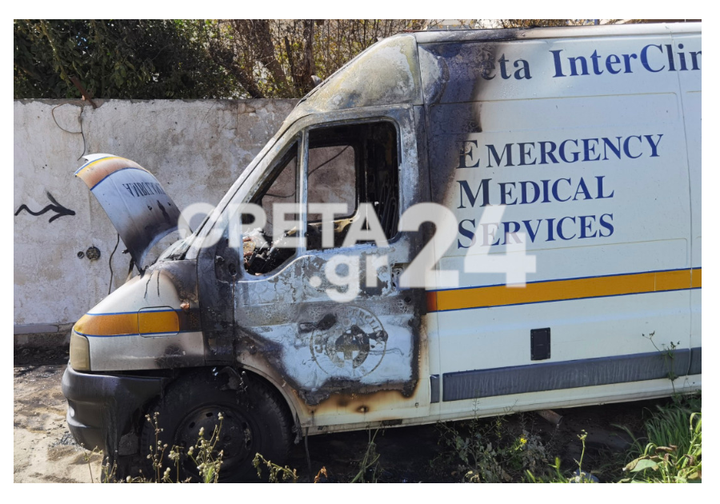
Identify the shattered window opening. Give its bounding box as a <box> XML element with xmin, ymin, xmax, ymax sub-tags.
<box><xmin>241</xmin><ymin>120</ymin><xmax>400</xmax><ymax>275</ymax></box>
<box><xmin>243</xmin><ymin>139</ymin><xmax>300</xmax><ymax>275</ymax></box>
<box><xmin>307</xmin><ymin>121</ymin><xmax>399</xmax><ymax>250</ymax></box>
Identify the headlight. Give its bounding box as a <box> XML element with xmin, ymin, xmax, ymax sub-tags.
<box><xmin>69</xmin><ymin>331</ymin><xmax>91</xmax><ymax>371</ymax></box>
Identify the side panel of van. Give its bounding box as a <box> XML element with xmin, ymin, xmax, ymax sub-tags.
<box><xmin>418</xmin><ymin>32</ymin><xmax>700</xmax><ymax>416</ymax></box>
<box><xmin>675</xmin><ymin>33</ymin><xmax>702</xmax><ymax>380</ymax></box>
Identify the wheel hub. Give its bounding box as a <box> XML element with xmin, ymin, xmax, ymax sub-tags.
<box><xmin>177</xmin><ymin>406</ymin><xmax>253</xmax><ymax>474</ymax></box>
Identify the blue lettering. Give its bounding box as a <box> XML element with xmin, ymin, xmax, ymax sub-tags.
<box><xmin>559</xmin><ymin>140</ymin><xmax>579</xmax><ymax>163</ymax></box>
<box><xmin>552</xmin><ymin>178</ymin><xmax>572</xmax><ymax>202</ymax></box>
<box><xmin>641</xmin><ymin>44</ymin><xmax>665</xmax><ymax>72</ymax></box>
<box><xmin>573</xmin><ymin>178</ymin><xmax>592</xmax><ymax>201</ymax></box>
<box><xmin>518</xmin><ymin>142</ymin><xmax>536</xmax><ymax>165</ymax></box>
<box><xmin>457</xmin><ymin>179</ymin><xmax>491</xmax><ymax>208</ymax></box>
<box><xmin>457</xmin><ymin>219</ymin><xmax>476</xmax><ymax>248</ymax></box>
<box><xmin>550</xmin><ymin>49</ymin><xmax>565</xmax><ymax>77</ymax></box>
<box><xmin>557</xmin><ymin>216</ymin><xmax>576</xmax><ymax>240</ymax></box>
<box><xmin>582</xmin><ymin>138</ymin><xmax>601</xmax><ymax>162</ymax></box>
<box><xmin>458</xmin><ymin>140</ymin><xmax>480</xmax><ymax>168</ymax></box>
<box><xmin>514</xmin><ymin>59</ymin><xmax>532</xmax><ymax>79</ymax></box>
<box><xmin>539</xmin><ymin>141</ymin><xmax>558</xmax><ymax>164</ymax></box>
<box><xmin>520</xmin><ymin>180</ymin><xmax>540</xmax><ymax>204</ymax></box>
<box><xmin>623</xmin><ymin>135</ymin><xmax>642</xmax><ymax>159</ymax></box>
<box><xmin>499</xmin><ymin>182</ymin><xmax>517</xmax><ymax>205</ymax></box>
<box><xmin>579</xmin><ymin>215</ymin><xmax>597</xmax><ymax>239</ymax></box>
<box><xmin>599</xmin><ymin>213</ymin><xmax>614</xmax><ymax>237</ymax></box>
<box><xmin>596</xmin><ymin>176</ymin><xmax>614</xmax><ymax>199</ymax></box>
<box><xmin>606</xmin><ymin>54</ymin><xmax>622</xmax><ymax>74</ymax></box>
<box><xmin>486</xmin><ymin>144</ymin><xmax>514</xmax><ymax>167</ymax></box>
<box><xmin>522</xmin><ymin>219</ymin><xmax>542</xmax><ymax>242</ymax></box>
<box><xmin>644</xmin><ymin>134</ymin><xmax>663</xmax><ymax>157</ymax></box>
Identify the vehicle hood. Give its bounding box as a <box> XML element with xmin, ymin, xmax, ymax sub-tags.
<box><xmin>75</xmin><ymin>154</ymin><xmax>182</xmax><ymax>270</ymax></box>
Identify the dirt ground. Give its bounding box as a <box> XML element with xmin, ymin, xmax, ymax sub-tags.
<box><xmin>14</xmin><ymin>346</ymin><xmax>658</xmax><ymax>483</ymax></box>
<box><xmin>14</xmin><ymin>359</ymin><xmax>104</xmax><ymax>483</ymax></box>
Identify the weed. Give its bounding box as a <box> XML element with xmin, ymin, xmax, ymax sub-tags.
<box><xmin>643</xmin><ymin>331</ymin><xmax>681</xmax><ymax>393</ymax></box>
<box><xmin>186</xmin><ymin>414</ymin><xmax>225</xmax><ymax>483</ymax></box>
<box><xmin>252</xmin><ymin>453</ymin><xmax>299</xmax><ymax>482</ymax></box>
<box><xmin>145</xmin><ymin>411</ymin><xmax>171</xmax><ymax>482</ymax></box>
<box><xmin>81</xmin><ymin>447</ymin><xmax>99</xmax><ymax>483</ymax></box>
<box><xmin>351</xmin><ymin>429</ymin><xmax>383</xmax><ymax>483</ymax></box>
<box><xmin>524</xmin><ymin>430</ymin><xmax>596</xmax><ymax>483</ymax></box>
<box><xmin>437</xmin><ymin>415</ymin><xmax>552</xmax><ymax>483</ymax></box>
<box><xmin>87</xmin><ymin>411</ymin><xmax>225</xmax><ymax>483</ymax></box>
<box><xmin>619</xmin><ymin>396</ymin><xmax>701</xmax><ymax>483</ymax></box>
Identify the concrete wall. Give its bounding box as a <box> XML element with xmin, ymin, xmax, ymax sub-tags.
<box><xmin>14</xmin><ymin>99</ymin><xmax>297</xmax><ymax>345</ymax></box>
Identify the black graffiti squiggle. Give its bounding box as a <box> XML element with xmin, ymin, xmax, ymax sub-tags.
<box><xmin>15</xmin><ymin>191</ymin><xmax>76</xmax><ymax>223</ymax></box>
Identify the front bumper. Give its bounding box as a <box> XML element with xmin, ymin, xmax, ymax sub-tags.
<box><xmin>61</xmin><ymin>364</ymin><xmax>166</xmax><ymax>456</ymax></box>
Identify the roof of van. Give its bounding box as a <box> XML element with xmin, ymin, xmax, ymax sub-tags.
<box><xmin>411</xmin><ymin>21</ymin><xmax>700</xmax><ymax>45</ymax></box>
<box><xmin>282</xmin><ymin>22</ymin><xmax>700</xmax><ymax>126</ymax></box>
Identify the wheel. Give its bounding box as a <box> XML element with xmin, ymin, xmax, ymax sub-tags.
<box><xmin>141</xmin><ymin>369</ymin><xmax>293</xmax><ymax>482</ymax></box>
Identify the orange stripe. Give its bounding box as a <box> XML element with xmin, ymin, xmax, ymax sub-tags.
<box><xmin>75</xmin><ymin>157</ymin><xmax>149</xmax><ymax>189</ymax></box>
<box><xmin>74</xmin><ymin>310</ymin><xmax>179</xmax><ymax>336</ymax></box>
<box><xmin>138</xmin><ymin>310</ymin><xmax>180</xmax><ymax>334</ymax></box>
<box><xmin>692</xmin><ymin>268</ymin><xmax>702</xmax><ymax>289</ymax></box>
<box><xmin>430</xmin><ymin>268</ymin><xmax>700</xmax><ymax>312</ymax></box>
<box><xmin>426</xmin><ymin>291</ymin><xmax>438</xmax><ymax>313</ymax></box>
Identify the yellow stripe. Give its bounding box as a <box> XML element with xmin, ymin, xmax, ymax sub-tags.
<box><xmin>74</xmin><ymin>310</ymin><xmax>179</xmax><ymax>336</ymax></box>
<box><xmin>138</xmin><ymin>310</ymin><xmax>180</xmax><ymax>334</ymax></box>
<box><xmin>430</xmin><ymin>268</ymin><xmax>700</xmax><ymax>312</ymax></box>
<box><xmin>75</xmin><ymin>156</ymin><xmax>150</xmax><ymax>189</ymax></box>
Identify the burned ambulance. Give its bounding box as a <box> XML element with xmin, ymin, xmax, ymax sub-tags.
<box><xmin>62</xmin><ymin>22</ymin><xmax>701</xmax><ymax>481</ymax></box>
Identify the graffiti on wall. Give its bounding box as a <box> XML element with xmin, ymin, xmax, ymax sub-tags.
<box><xmin>15</xmin><ymin>191</ymin><xmax>76</xmax><ymax>223</ymax></box>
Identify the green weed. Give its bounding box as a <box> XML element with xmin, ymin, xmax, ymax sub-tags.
<box><xmin>92</xmin><ymin>411</ymin><xmax>225</xmax><ymax>483</ymax></box>
<box><xmin>619</xmin><ymin>396</ymin><xmax>701</xmax><ymax>483</ymax></box>
<box><xmin>525</xmin><ymin>430</ymin><xmax>597</xmax><ymax>483</ymax></box>
<box><xmin>438</xmin><ymin>415</ymin><xmax>551</xmax><ymax>483</ymax></box>
<box><xmin>351</xmin><ymin>429</ymin><xmax>383</xmax><ymax>483</ymax></box>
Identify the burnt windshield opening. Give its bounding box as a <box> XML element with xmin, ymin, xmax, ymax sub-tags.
<box><xmin>242</xmin><ymin>120</ymin><xmax>399</xmax><ymax>276</ymax></box>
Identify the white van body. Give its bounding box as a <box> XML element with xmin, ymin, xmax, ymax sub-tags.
<box><xmin>62</xmin><ymin>22</ymin><xmax>701</xmax><ymax>480</ymax></box>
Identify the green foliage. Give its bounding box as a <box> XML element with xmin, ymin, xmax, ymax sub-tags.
<box><xmin>437</xmin><ymin>416</ymin><xmax>551</xmax><ymax>483</ymax></box>
<box><xmin>14</xmin><ymin>19</ymin><xmax>438</xmax><ymax>100</ymax></box>
<box><xmin>14</xmin><ymin>20</ymin><xmax>237</xmax><ymax>100</ymax></box>
<box><xmin>524</xmin><ymin>430</ymin><xmax>597</xmax><ymax>483</ymax></box>
<box><xmin>17</xmin><ymin>19</ymin><xmax>637</xmax><ymax>100</ymax></box>
<box><xmin>619</xmin><ymin>395</ymin><xmax>701</xmax><ymax>483</ymax></box>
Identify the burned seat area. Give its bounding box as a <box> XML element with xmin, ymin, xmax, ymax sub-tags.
<box><xmin>244</xmin><ymin>120</ymin><xmax>400</xmax><ymax>275</ymax></box>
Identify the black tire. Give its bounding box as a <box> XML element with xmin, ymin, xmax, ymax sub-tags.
<box><xmin>141</xmin><ymin>369</ymin><xmax>293</xmax><ymax>482</ymax></box>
